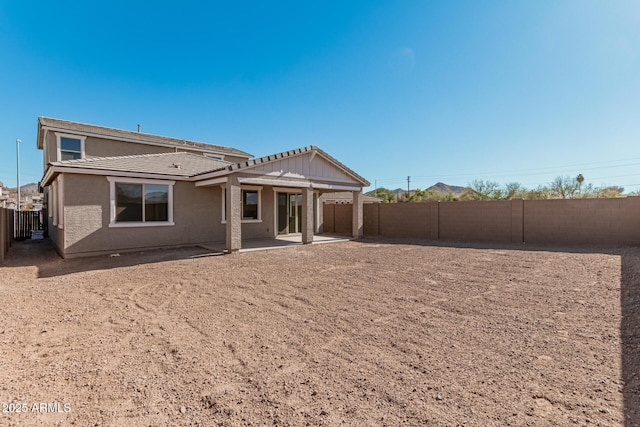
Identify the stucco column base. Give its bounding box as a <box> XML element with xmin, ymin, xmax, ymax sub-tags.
<box><xmin>302</xmin><ymin>187</ymin><xmax>314</xmax><ymax>244</ymax></box>
<box><xmin>352</xmin><ymin>190</ymin><xmax>363</xmax><ymax>239</ymax></box>
<box><xmin>226</xmin><ymin>176</ymin><xmax>242</xmax><ymax>252</ymax></box>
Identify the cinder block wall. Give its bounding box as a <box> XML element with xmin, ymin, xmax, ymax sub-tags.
<box><xmin>325</xmin><ymin>196</ymin><xmax>640</xmax><ymax>246</ymax></box>
<box><xmin>334</xmin><ymin>205</ymin><xmax>352</xmax><ymax>234</ymax></box>
<box><xmin>439</xmin><ymin>200</ymin><xmax>515</xmax><ymax>242</ymax></box>
<box><xmin>524</xmin><ymin>197</ymin><xmax>640</xmax><ymax>245</ymax></box>
<box><xmin>323</xmin><ymin>204</ymin><xmax>336</xmax><ymax>233</ymax></box>
<box><xmin>379</xmin><ymin>203</ymin><xmax>431</xmax><ymax>238</ymax></box>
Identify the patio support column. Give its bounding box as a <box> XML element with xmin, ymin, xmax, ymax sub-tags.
<box><xmin>314</xmin><ymin>192</ymin><xmax>323</xmax><ymax>234</ymax></box>
<box><xmin>226</xmin><ymin>176</ymin><xmax>242</xmax><ymax>253</ymax></box>
<box><xmin>352</xmin><ymin>190</ymin><xmax>363</xmax><ymax>239</ymax></box>
<box><xmin>302</xmin><ymin>186</ymin><xmax>314</xmax><ymax>244</ymax></box>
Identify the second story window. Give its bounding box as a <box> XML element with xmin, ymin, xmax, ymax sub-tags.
<box><xmin>55</xmin><ymin>133</ymin><xmax>86</xmax><ymax>161</ymax></box>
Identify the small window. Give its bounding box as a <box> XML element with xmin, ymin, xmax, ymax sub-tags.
<box><xmin>55</xmin><ymin>133</ymin><xmax>86</xmax><ymax>161</ymax></box>
<box><xmin>221</xmin><ymin>186</ymin><xmax>262</xmax><ymax>223</ymax></box>
<box><xmin>242</xmin><ymin>190</ymin><xmax>259</xmax><ymax>220</ymax></box>
<box><xmin>60</xmin><ymin>137</ymin><xmax>82</xmax><ymax>160</ymax></box>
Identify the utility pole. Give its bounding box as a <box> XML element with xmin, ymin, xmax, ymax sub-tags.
<box><xmin>374</xmin><ymin>180</ymin><xmax>377</xmax><ymax>198</ymax></box>
<box><xmin>407</xmin><ymin>176</ymin><xmax>411</xmax><ymax>194</ymax></box>
<box><xmin>16</xmin><ymin>139</ymin><xmax>21</xmax><ymax>211</ymax></box>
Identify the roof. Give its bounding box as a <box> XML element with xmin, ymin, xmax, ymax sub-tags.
<box><xmin>42</xmin><ymin>145</ymin><xmax>370</xmax><ymax>188</ymax></box>
<box><xmin>37</xmin><ymin>117</ymin><xmax>252</xmax><ymax>158</ymax></box>
<box><xmin>47</xmin><ymin>152</ymin><xmax>230</xmax><ymax>179</ymax></box>
<box><xmin>195</xmin><ymin>146</ymin><xmax>370</xmax><ymax>186</ymax></box>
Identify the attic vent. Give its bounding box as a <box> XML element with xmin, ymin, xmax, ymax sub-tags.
<box><xmin>173</xmin><ymin>163</ymin><xmax>181</xmax><ymax>169</ymax></box>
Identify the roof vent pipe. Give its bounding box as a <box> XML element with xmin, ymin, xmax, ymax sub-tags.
<box><xmin>137</xmin><ymin>124</ymin><xmax>141</xmax><ymax>133</ymax></box>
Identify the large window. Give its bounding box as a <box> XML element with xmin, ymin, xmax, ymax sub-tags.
<box><xmin>108</xmin><ymin>177</ymin><xmax>174</xmax><ymax>227</ymax></box>
<box><xmin>55</xmin><ymin>133</ymin><xmax>86</xmax><ymax>161</ymax></box>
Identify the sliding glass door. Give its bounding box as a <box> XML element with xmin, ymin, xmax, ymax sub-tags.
<box><xmin>277</xmin><ymin>192</ymin><xmax>302</xmax><ymax>235</ymax></box>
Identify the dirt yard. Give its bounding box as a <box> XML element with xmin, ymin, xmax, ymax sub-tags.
<box><xmin>0</xmin><ymin>238</ymin><xmax>638</xmax><ymax>426</ymax></box>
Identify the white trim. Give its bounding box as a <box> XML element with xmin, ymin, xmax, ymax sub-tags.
<box><xmin>221</xmin><ymin>185</ymin><xmax>226</xmax><ymax>223</ymax></box>
<box><xmin>240</xmin><ymin>184</ymin><xmax>263</xmax><ymax>191</ymax></box>
<box><xmin>57</xmin><ymin>175</ymin><xmax>64</xmax><ymax>229</ymax></box>
<box><xmin>237</xmin><ymin>176</ymin><xmax>311</xmax><ymax>188</ymax></box>
<box><xmin>106</xmin><ymin>176</ymin><xmax>176</xmax><ymax>186</ymax></box>
<box><xmin>42</xmin><ymin>125</ymin><xmax>249</xmax><ymax>159</ymax></box>
<box><xmin>42</xmin><ymin>129</ymin><xmax>49</xmax><ymax>169</ymax></box>
<box><xmin>311</xmin><ymin>183</ymin><xmax>362</xmax><ymax>192</ymax></box>
<box><xmin>55</xmin><ymin>132</ymin><xmax>86</xmax><ymax>162</ymax></box>
<box><xmin>273</xmin><ymin>186</ymin><xmax>303</xmax><ymax>193</ymax></box>
<box><xmin>42</xmin><ymin>166</ymin><xmax>187</xmax><ymax>186</ymax></box>
<box><xmin>51</xmin><ymin>181</ymin><xmax>58</xmax><ymax>226</ymax></box>
<box><xmin>107</xmin><ymin>176</ymin><xmax>175</xmax><ymax>227</ymax></box>
<box><xmin>108</xmin><ymin>221</ymin><xmax>175</xmax><ymax>228</ymax></box>
<box><xmin>195</xmin><ymin>177</ymin><xmax>228</xmax><ymax>187</ymax></box>
<box><xmin>238</xmin><ymin>169</ymin><xmax>359</xmax><ymax>183</ymax></box>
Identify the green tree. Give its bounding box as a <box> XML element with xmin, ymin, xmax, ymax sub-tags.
<box><xmin>549</xmin><ymin>176</ymin><xmax>579</xmax><ymax>199</ymax></box>
<box><xmin>469</xmin><ymin>180</ymin><xmax>504</xmax><ymax>200</ymax></box>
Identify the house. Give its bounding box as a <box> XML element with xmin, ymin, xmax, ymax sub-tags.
<box><xmin>37</xmin><ymin>117</ymin><xmax>369</xmax><ymax>258</ymax></box>
<box><xmin>0</xmin><ymin>182</ymin><xmax>7</xmax><ymax>208</ymax></box>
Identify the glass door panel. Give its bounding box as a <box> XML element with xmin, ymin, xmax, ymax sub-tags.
<box><xmin>296</xmin><ymin>195</ymin><xmax>303</xmax><ymax>233</ymax></box>
<box><xmin>277</xmin><ymin>193</ymin><xmax>288</xmax><ymax>234</ymax></box>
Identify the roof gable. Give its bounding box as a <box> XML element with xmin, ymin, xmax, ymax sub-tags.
<box><xmin>197</xmin><ymin>146</ymin><xmax>370</xmax><ymax>186</ymax></box>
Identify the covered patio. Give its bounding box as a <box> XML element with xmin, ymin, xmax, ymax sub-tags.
<box><xmin>193</xmin><ymin>146</ymin><xmax>370</xmax><ymax>253</ymax></box>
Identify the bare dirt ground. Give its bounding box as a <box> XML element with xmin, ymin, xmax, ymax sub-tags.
<box><xmin>0</xmin><ymin>238</ymin><xmax>638</xmax><ymax>426</ymax></box>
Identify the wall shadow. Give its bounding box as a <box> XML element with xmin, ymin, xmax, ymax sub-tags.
<box><xmin>621</xmin><ymin>251</ymin><xmax>640</xmax><ymax>426</ymax></box>
<box><xmin>357</xmin><ymin>236</ymin><xmax>623</xmax><ymax>256</ymax></box>
<box><xmin>2</xmin><ymin>239</ymin><xmax>223</xmax><ymax>279</ymax></box>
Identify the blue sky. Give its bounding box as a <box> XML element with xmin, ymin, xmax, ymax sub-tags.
<box><xmin>1</xmin><ymin>0</ymin><xmax>639</xmax><ymax>192</ymax></box>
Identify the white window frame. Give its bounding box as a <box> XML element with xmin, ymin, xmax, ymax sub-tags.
<box><xmin>107</xmin><ymin>177</ymin><xmax>175</xmax><ymax>228</ymax></box>
<box><xmin>57</xmin><ymin>175</ymin><xmax>64</xmax><ymax>229</ymax></box>
<box><xmin>221</xmin><ymin>185</ymin><xmax>262</xmax><ymax>224</ymax></box>
<box><xmin>55</xmin><ymin>132</ymin><xmax>86</xmax><ymax>162</ymax></box>
<box><xmin>51</xmin><ymin>181</ymin><xmax>58</xmax><ymax>226</ymax></box>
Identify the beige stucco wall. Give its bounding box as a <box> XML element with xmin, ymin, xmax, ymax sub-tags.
<box><xmin>44</xmin><ymin>185</ymin><xmax>64</xmax><ymax>255</ymax></box>
<box><xmin>61</xmin><ymin>174</ymin><xmax>226</xmax><ymax>257</ymax></box>
<box><xmin>57</xmin><ymin>174</ymin><xmax>279</xmax><ymax>257</ymax></box>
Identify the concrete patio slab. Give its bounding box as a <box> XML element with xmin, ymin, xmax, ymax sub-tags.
<box><xmin>198</xmin><ymin>234</ymin><xmax>350</xmax><ymax>253</ymax></box>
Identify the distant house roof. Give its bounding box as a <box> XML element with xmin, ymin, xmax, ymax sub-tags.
<box><xmin>44</xmin><ymin>152</ymin><xmax>230</xmax><ymax>184</ymax></box>
<box><xmin>37</xmin><ymin>117</ymin><xmax>252</xmax><ymax>159</ymax></box>
<box><xmin>320</xmin><ymin>192</ymin><xmax>382</xmax><ymax>204</ymax></box>
<box><xmin>194</xmin><ymin>146</ymin><xmax>370</xmax><ymax>187</ymax></box>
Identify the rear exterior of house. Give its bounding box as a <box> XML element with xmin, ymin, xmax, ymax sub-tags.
<box><xmin>38</xmin><ymin>118</ymin><xmax>369</xmax><ymax>258</ymax></box>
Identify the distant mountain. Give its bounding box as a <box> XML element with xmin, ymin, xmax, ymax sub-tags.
<box><xmin>426</xmin><ymin>182</ymin><xmax>466</xmax><ymax>196</ymax></box>
<box><xmin>392</xmin><ymin>183</ymin><xmax>466</xmax><ymax>197</ymax></box>
<box><xmin>4</xmin><ymin>182</ymin><xmax>41</xmax><ymax>199</ymax></box>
